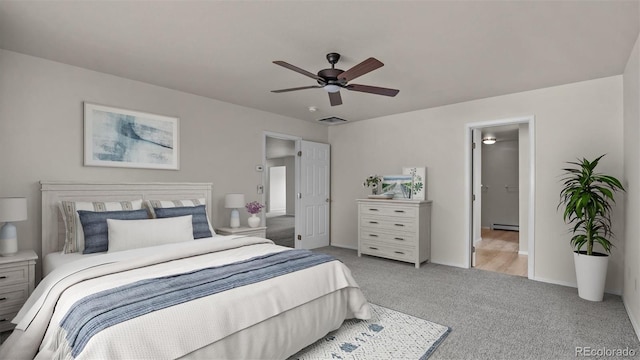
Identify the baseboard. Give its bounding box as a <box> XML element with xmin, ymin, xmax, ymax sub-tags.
<box><xmin>533</xmin><ymin>275</ymin><xmax>622</xmax><ymax>296</ymax></box>
<box><xmin>518</xmin><ymin>250</ymin><xmax>528</xmax><ymax>255</ymax></box>
<box><xmin>330</xmin><ymin>243</ymin><xmax>358</xmax><ymax>251</ymax></box>
<box><xmin>623</xmin><ymin>295</ymin><xmax>640</xmax><ymax>342</ymax></box>
<box><xmin>431</xmin><ymin>259</ymin><xmax>469</xmax><ymax>269</ymax></box>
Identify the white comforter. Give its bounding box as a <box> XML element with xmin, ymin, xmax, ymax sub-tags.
<box><xmin>0</xmin><ymin>236</ymin><xmax>371</xmax><ymax>359</ymax></box>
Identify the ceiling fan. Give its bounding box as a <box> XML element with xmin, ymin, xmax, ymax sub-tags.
<box><xmin>271</xmin><ymin>52</ymin><xmax>399</xmax><ymax>106</ymax></box>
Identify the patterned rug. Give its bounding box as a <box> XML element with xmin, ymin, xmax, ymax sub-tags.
<box><xmin>290</xmin><ymin>304</ymin><xmax>451</xmax><ymax>360</ymax></box>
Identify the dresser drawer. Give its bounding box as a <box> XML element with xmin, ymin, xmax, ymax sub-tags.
<box><xmin>360</xmin><ymin>231</ymin><xmax>416</xmax><ymax>245</ymax></box>
<box><xmin>0</xmin><ymin>305</ymin><xmax>21</xmax><ymax>332</ymax></box>
<box><xmin>0</xmin><ymin>265</ymin><xmax>29</xmax><ymax>287</ymax></box>
<box><xmin>359</xmin><ymin>204</ymin><xmax>416</xmax><ymax>218</ymax></box>
<box><xmin>361</xmin><ymin>216</ymin><xmax>416</xmax><ymax>233</ymax></box>
<box><xmin>360</xmin><ymin>240</ymin><xmax>415</xmax><ymax>263</ymax></box>
<box><xmin>0</xmin><ymin>283</ymin><xmax>29</xmax><ymax>311</ymax></box>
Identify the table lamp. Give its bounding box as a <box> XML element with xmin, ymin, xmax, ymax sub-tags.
<box><xmin>0</xmin><ymin>197</ymin><xmax>27</xmax><ymax>256</ymax></box>
<box><xmin>224</xmin><ymin>193</ymin><xmax>245</xmax><ymax>228</ymax></box>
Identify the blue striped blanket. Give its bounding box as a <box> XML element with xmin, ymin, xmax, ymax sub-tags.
<box><xmin>60</xmin><ymin>249</ymin><xmax>336</xmax><ymax>358</ymax></box>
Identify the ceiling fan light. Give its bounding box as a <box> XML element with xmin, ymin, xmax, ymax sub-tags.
<box><xmin>323</xmin><ymin>84</ymin><xmax>341</xmax><ymax>93</ymax></box>
<box><xmin>482</xmin><ymin>137</ymin><xmax>497</xmax><ymax>145</ymax></box>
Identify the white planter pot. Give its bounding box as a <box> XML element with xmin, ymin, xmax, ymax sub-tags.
<box><xmin>573</xmin><ymin>251</ymin><xmax>609</xmax><ymax>301</ymax></box>
<box><xmin>248</xmin><ymin>214</ymin><xmax>261</xmax><ymax>228</ymax></box>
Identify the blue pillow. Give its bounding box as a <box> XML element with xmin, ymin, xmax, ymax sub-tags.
<box><xmin>78</xmin><ymin>209</ymin><xmax>150</xmax><ymax>254</ymax></box>
<box><xmin>154</xmin><ymin>205</ymin><xmax>212</xmax><ymax>239</ymax></box>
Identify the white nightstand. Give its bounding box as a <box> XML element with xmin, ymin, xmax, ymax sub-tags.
<box><xmin>215</xmin><ymin>226</ymin><xmax>267</xmax><ymax>238</ymax></box>
<box><xmin>0</xmin><ymin>250</ymin><xmax>37</xmax><ymax>332</ymax></box>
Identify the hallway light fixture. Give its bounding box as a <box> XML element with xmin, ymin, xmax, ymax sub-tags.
<box><xmin>482</xmin><ymin>137</ymin><xmax>496</xmax><ymax>145</ymax></box>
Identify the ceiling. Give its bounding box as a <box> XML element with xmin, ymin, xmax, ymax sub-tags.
<box><xmin>0</xmin><ymin>1</ymin><xmax>638</xmax><ymax>124</ymax></box>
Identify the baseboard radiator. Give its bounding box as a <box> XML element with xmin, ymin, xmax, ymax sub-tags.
<box><xmin>491</xmin><ymin>223</ymin><xmax>519</xmax><ymax>231</ymax></box>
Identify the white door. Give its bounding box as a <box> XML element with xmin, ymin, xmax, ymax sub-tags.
<box><xmin>472</xmin><ymin>129</ymin><xmax>483</xmax><ymax>266</ymax></box>
<box><xmin>296</xmin><ymin>140</ymin><xmax>330</xmax><ymax>249</ymax></box>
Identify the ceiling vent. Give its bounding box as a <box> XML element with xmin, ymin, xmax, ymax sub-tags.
<box><xmin>318</xmin><ymin>116</ymin><xmax>347</xmax><ymax>124</ymax></box>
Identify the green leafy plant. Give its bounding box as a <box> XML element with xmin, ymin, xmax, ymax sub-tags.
<box><xmin>558</xmin><ymin>155</ymin><xmax>625</xmax><ymax>255</ymax></box>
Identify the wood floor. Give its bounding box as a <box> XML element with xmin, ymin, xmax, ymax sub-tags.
<box><xmin>474</xmin><ymin>229</ymin><xmax>527</xmax><ymax>277</ymax></box>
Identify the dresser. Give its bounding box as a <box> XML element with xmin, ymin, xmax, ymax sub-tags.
<box><xmin>215</xmin><ymin>226</ymin><xmax>267</xmax><ymax>238</ymax></box>
<box><xmin>0</xmin><ymin>250</ymin><xmax>37</xmax><ymax>332</ymax></box>
<box><xmin>357</xmin><ymin>199</ymin><xmax>432</xmax><ymax>268</ymax></box>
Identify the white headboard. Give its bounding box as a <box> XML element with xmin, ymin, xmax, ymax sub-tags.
<box><xmin>40</xmin><ymin>181</ymin><xmax>213</xmax><ymax>257</ymax></box>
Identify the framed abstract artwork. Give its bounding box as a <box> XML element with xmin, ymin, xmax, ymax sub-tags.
<box><xmin>402</xmin><ymin>167</ymin><xmax>427</xmax><ymax>200</ymax></box>
<box><xmin>84</xmin><ymin>103</ymin><xmax>179</xmax><ymax>170</ymax></box>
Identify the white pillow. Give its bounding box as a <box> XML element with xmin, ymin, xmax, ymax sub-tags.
<box><xmin>107</xmin><ymin>215</ymin><xmax>194</xmax><ymax>253</ymax></box>
<box><xmin>59</xmin><ymin>199</ymin><xmax>144</xmax><ymax>253</ymax></box>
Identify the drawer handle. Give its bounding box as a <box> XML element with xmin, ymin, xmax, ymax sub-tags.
<box><xmin>369</xmin><ymin>234</ymin><xmax>379</xmax><ymax>237</ymax></box>
<box><xmin>394</xmin><ymin>251</ymin><xmax>405</xmax><ymax>255</ymax></box>
<box><xmin>0</xmin><ymin>318</ymin><xmax>6</xmax><ymax>323</ymax></box>
<box><xmin>394</xmin><ymin>237</ymin><xmax>405</xmax><ymax>241</ymax></box>
<box><xmin>394</xmin><ymin>224</ymin><xmax>405</xmax><ymax>227</ymax></box>
<box><xmin>369</xmin><ymin>221</ymin><xmax>379</xmax><ymax>224</ymax></box>
<box><xmin>0</xmin><ymin>297</ymin><xmax>6</xmax><ymax>301</ymax></box>
<box><xmin>368</xmin><ymin>247</ymin><xmax>379</xmax><ymax>250</ymax></box>
<box><xmin>369</xmin><ymin>208</ymin><xmax>379</xmax><ymax>211</ymax></box>
<box><xmin>394</xmin><ymin>210</ymin><xmax>405</xmax><ymax>213</ymax></box>
<box><xmin>0</xmin><ymin>276</ymin><xmax>6</xmax><ymax>280</ymax></box>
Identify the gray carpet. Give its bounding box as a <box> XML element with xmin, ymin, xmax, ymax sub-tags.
<box><xmin>315</xmin><ymin>246</ymin><xmax>640</xmax><ymax>360</ymax></box>
<box><xmin>266</xmin><ymin>215</ymin><xmax>294</xmax><ymax>248</ymax></box>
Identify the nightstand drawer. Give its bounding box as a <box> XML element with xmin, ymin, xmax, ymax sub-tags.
<box><xmin>0</xmin><ymin>305</ymin><xmax>21</xmax><ymax>332</ymax></box>
<box><xmin>0</xmin><ymin>283</ymin><xmax>29</xmax><ymax>311</ymax></box>
<box><xmin>359</xmin><ymin>205</ymin><xmax>417</xmax><ymax>218</ymax></box>
<box><xmin>0</xmin><ymin>265</ymin><xmax>29</xmax><ymax>287</ymax></box>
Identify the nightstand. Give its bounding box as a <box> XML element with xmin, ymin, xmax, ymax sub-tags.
<box><xmin>216</xmin><ymin>226</ymin><xmax>267</xmax><ymax>238</ymax></box>
<box><xmin>0</xmin><ymin>250</ymin><xmax>37</xmax><ymax>332</ymax></box>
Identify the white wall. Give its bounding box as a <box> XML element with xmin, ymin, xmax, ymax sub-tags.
<box><xmin>0</xmin><ymin>49</ymin><xmax>328</xmax><ymax>277</ymax></box>
<box><xmin>623</xmin><ymin>33</ymin><xmax>640</xmax><ymax>338</ymax></box>
<box><xmin>481</xmin><ymin>139</ymin><xmax>519</xmax><ymax>228</ymax></box>
<box><xmin>518</xmin><ymin>124</ymin><xmax>530</xmax><ymax>254</ymax></box>
<box><xmin>329</xmin><ymin>76</ymin><xmax>624</xmax><ymax>292</ymax></box>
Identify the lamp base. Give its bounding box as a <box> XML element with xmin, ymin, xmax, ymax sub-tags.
<box><xmin>230</xmin><ymin>209</ymin><xmax>240</xmax><ymax>228</ymax></box>
<box><xmin>0</xmin><ymin>223</ymin><xmax>18</xmax><ymax>256</ymax></box>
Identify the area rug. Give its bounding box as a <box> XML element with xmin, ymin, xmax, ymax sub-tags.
<box><xmin>290</xmin><ymin>303</ymin><xmax>451</xmax><ymax>360</ymax></box>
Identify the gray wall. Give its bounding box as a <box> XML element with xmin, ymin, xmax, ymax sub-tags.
<box><xmin>0</xmin><ymin>49</ymin><xmax>328</xmax><ymax>277</ymax></box>
<box><xmin>623</xmin><ymin>33</ymin><xmax>640</xmax><ymax>336</ymax></box>
<box><xmin>481</xmin><ymin>139</ymin><xmax>519</xmax><ymax>229</ymax></box>
<box><xmin>328</xmin><ymin>76</ymin><xmax>625</xmax><ymax>293</ymax></box>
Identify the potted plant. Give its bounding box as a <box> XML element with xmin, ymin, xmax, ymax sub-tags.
<box><xmin>363</xmin><ymin>175</ymin><xmax>383</xmax><ymax>195</ymax></box>
<box><xmin>558</xmin><ymin>155</ymin><xmax>624</xmax><ymax>301</ymax></box>
<box><xmin>245</xmin><ymin>201</ymin><xmax>264</xmax><ymax>228</ymax></box>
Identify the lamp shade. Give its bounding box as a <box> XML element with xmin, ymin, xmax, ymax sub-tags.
<box><xmin>0</xmin><ymin>197</ymin><xmax>27</xmax><ymax>222</ymax></box>
<box><xmin>224</xmin><ymin>194</ymin><xmax>245</xmax><ymax>209</ymax></box>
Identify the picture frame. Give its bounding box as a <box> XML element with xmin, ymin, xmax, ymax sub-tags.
<box><xmin>84</xmin><ymin>103</ymin><xmax>179</xmax><ymax>170</ymax></box>
<box><xmin>402</xmin><ymin>167</ymin><xmax>427</xmax><ymax>200</ymax></box>
<box><xmin>382</xmin><ymin>175</ymin><xmax>413</xmax><ymax>199</ymax></box>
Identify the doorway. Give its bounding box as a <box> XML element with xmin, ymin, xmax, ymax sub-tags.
<box><xmin>262</xmin><ymin>132</ymin><xmax>331</xmax><ymax>250</ymax></box>
<box><xmin>264</xmin><ymin>135</ymin><xmax>297</xmax><ymax>247</ymax></box>
<box><xmin>473</xmin><ymin>125</ymin><xmax>526</xmax><ymax>277</ymax></box>
<box><xmin>465</xmin><ymin>116</ymin><xmax>535</xmax><ymax>279</ymax></box>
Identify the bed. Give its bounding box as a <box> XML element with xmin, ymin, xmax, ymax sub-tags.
<box><xmin>0</xmin><ymin>181</ymin><xmax>370</xmax><ymax>359</ymax></box>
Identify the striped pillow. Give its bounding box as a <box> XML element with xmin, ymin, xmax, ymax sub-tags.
<box><xmin>154</xmin><ymin>205</ymin><xmax>212</xmax><ymax>239</ymax></box>
<box><xmin>78</xmin><ymin>209</ymin><xmax>150</xmax><ymax>254</ymax></box>
<box><xmin>146</xmin><ymin>198</ymin><xmax>215</xmax><ymax>236</ymax></box>
<box><xmin>59</xmin><ymin>199</ymin><xmax>144</xmax><ymax>253</ymax></box>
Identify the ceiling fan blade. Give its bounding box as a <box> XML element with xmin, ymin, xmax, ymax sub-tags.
<box><xmin>273</xmin><ymin>61</ymin><xmax>324</xmax><ymax>82</ymax></box>
<box><xmin>338</xmin><ymin>57</ymin><xmax>384</xmax><ymax>82</ymax></box>
<box><xmin>346</xmin><ymin>84</ymin><xmax>399</xmax><ymax>97</ymax></box>
<box><xmin>271</xmin><ymin>85</ymin><xmax>322</xmax><ymax>93</ymax></box>
<box><xmin>329</xmin><ymin>91</ymin><xmax>343</xmax><ymax>106</ymax></box>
